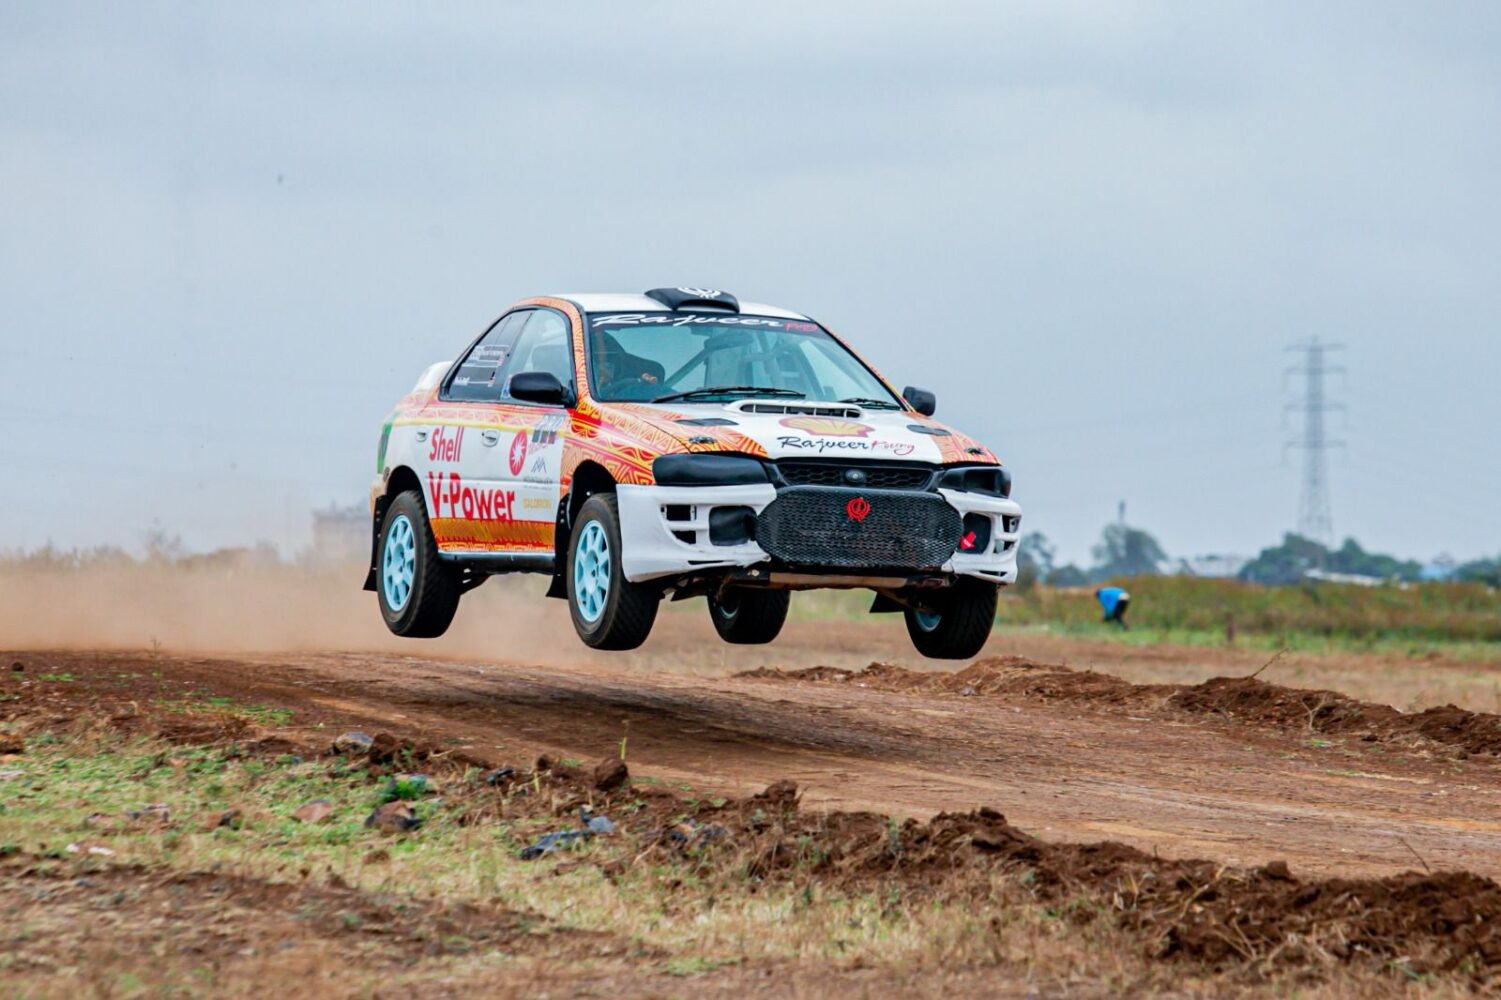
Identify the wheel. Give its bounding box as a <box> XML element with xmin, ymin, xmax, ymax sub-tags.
<box><xmin>709</xmin><ymin>588</ymin><xmax>790</xmax><ymax>645</ymax></box>
<box><xmin>377</xmin><ymin>490</ymin><xmax>460</xmax><ymax>638</ymax></box>
<box><xmin>567</xmin><ymin>494</ymin><xmax>660</xmax><ymax>650</ymax></box>
<box><xmin>903</xmin><ymin>579</ymin><xmax>998</xmax><ymax>659</ymax></box>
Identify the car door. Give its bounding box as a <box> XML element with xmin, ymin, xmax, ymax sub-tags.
<box><xmin>419</xmin><ymin>310</ymin><xmax>529</xmax><ymax>553</ymax></box>
<box><xmin>491</xmin><ymin>308</ymin><xmax>574</xmax><ymax>553</ymax></box>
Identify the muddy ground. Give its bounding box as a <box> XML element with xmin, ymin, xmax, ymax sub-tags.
<box><xmin>14</xmin><ymin>639</ymin><xmax>1497</xmax><ymax>882</ymax></box>
<box><xmin>6</xmin><ymin>584</ymin><xmax>1501</xmax><ymax>995</ymax></box>
<box><xmin>7</xmin><ymin>641</ymin><xmax>1501</xmax><ymax>996</ymax></box>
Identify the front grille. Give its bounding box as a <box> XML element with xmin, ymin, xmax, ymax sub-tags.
<box><xmin>775</xmin><ymin>461</ymin><xmax>935</xmax><ymax>491</ymax></box>
<box><xmin>756</xmin><ymin>487</ymin><xmax>961</xmax><ymax>570</ymax></box>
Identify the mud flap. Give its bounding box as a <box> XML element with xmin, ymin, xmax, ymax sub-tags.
<box><xmin>362</xmin><ymin>496</ymin><xmax>388</xmax><ymax>592</ymax></box>
<box><xmin>544</xmin><ymin>498</ymin><xmax>570</xmax><ymax>599</ymax></box>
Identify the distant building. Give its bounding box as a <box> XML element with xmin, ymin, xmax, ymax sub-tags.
<box><xmin>1303</xmin><ymin>568</ymin><xmax>1386</xmax><ymax>587</ymax></box>
<box><xmin>1177</xmin><ymin>554</ymin><xmax>1250</xmax><ymax>579</ymax></box>
<box><xmin>1420</xmin><ymin>555</ymin><xmax>1457</xmax><ymax>582</ymax></box>
<box><xmin>310</xmin><ymin>503</ymin><xmax>367</xmax><ymax>564</ymax></box>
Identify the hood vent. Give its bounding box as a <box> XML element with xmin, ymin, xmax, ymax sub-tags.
<box><xmin>731</xmin><ymin>401</ymin><xmax>862</xmax><ymax>419</ymax></box>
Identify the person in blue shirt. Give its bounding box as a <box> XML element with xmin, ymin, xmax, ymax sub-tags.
<box><xmin>1095</xmin><ymin>586</ymin><xmax>1131</xmax><ymax>629</ymax></box>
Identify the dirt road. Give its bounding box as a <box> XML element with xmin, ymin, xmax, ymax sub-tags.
<box><xmin>17</xmin><ymin>622</ymin><xmax>1501</xmax><ymax>883</ymax></box>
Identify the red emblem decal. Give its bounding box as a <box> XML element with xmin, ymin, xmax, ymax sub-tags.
<box><xmin>508</xmin><ymin>430</ymin><xmax>528</xmax><ymax>476</ymax></box>
<box><xmin>845</xmin><ymin>497</ymin><xmax>871</xmax><ymax>522</ymax></box>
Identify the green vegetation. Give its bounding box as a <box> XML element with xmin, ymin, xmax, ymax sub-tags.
<box><xmin>997</xmin><ymin>576</ymin><xmax>1501</xmax><ymax>648</ymax></box>
<box><xmin>1240</xmin><ymin>534</ymin><xmax>1423</xmax><ymax>584</ymax></box>
<box><xmin>156</xmin><ymin>695</ymin><xmax>294</xmax><ymax>727</ymax></box>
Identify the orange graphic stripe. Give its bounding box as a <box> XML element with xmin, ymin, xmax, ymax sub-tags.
<box><xmin>431</xmin><ymin>518</ymin><xmax>554</xmax><ymax>551</ymax></box>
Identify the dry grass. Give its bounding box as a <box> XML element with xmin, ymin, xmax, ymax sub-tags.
<box><xmin>0</xmin><ymin>718</ymin><xmax>1488</xmax><ymax>998</ymax></box>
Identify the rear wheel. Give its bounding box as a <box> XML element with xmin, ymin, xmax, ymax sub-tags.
<box><xmin>904</xmin><ymin>579</ymin><xmax>997</xmax><ymax>659</ymax></box>
<box><xmin>567</xmin><ymin>494</ymin><xmax>660</xmax><ymax>650</ymax></box>
<box><xmin>709</xmin><ymin>588</ymin><xmax>790</xmax><ymax>645</ymax></box>
<box><xmin>377</xmin><ymin>490</ymin><xmax>460</xmax><ymax>638</ymax></box>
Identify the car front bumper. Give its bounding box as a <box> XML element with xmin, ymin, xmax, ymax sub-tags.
<box><xmin>616</xmin><ymin>482</ymin><xmax>1021</xmax><ymax>585</ymax></box>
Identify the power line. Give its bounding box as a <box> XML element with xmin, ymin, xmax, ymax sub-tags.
<box><xmin>1284</xmin><ymin>338</ymin><xmax>1345</xmax><ymax>548</ymax></box>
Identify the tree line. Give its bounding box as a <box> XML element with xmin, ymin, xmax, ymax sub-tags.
<box><xmin>1019</xmin><ymin>525</ymin><xmax>1501</xmax><ymax>588</ymax></box>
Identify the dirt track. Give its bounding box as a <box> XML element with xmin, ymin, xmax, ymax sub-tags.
<box><xmin>15</xmin><ymin>618</ymin><xmax>1501</xmax><ymax>884</ymax></box>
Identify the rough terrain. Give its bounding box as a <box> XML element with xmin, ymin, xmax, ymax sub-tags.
<box><xmin>7</xmin><ymin>585</ymin><xmax>1501</xmax><ymax>996</ymax></box>
<box><xmin>14</xmin><ymin>638</ymin><xmax>1497</xmax><ymax>882</ymax></box>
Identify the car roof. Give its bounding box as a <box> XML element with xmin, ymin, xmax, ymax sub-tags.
<box><xmin>553</xmin><ymin>292</ymin><xmax>810</xmax><ymax>321</ymax></box>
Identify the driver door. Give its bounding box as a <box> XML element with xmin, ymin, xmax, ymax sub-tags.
<box><xmin>423</xmin><ymin>307</ymin><xmax>534</xmax><ymax>549</ymax></box>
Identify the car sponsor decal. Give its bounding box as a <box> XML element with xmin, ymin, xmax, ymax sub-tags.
<box><xmin>507</xmin><ymin>431</ymin><xmax>528</xmax><ymax>477</ymax></box>
<box><xmin>428</xmin><ymin>426</ymin><xmax>464</xmax><ymax>463</ymax></box>
<box><xmin>776</xmin><ymin>435</ymin><xmax>917</xmax><ymax>458</ymax></box>
<box><xmin>779</xmin><ymin>416</ymin><xmax>872</xmax><ymax>438</ymax></box>
<box><xmin>530</xmin><ymin>412</ymin><xmax>565</xmax><ymax>445</ymax></box>
<box><xmin>591</xmin><ymin>313</ymin><xmax>796</xmax><ymax>330</ymax></box>
<box><xmin>524</xmin><ymin>453</ymin><xmax>552</xmax><ymax>484</ymax></box>
<box><xmin>426</xmin><ymin>471</ymin><xmax>516</xmax><ymax>522</ymax></box>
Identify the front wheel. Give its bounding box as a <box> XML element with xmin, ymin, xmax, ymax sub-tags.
<box><xmin>709</xmin><ymin>588</ymin><xmax>790</xmax><ymax>645</ymax></box>
<box><xmin>904</xmin><ymin>580</ymin><xmax>997</xmax><ymax>659</ymax></box>
<box><xmin>567</xmin><ymin>494</ymin><xmax>660</xmax><ymax>650</ymax></box>
<box><xmin>377</xmin><ymin>489</ymin><xmax>460</xmax><ymax>638</ymax></box>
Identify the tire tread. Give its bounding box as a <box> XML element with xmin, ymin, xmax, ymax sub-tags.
<box><xmin>379</xmin><ymin>490</ymin><xmax>460</xmax><ymax>639</ymax></box>
<box><xmin>569</xmin><ymin>494</ymin><xmax>659</xmax><ymax>650</ymax></box>
<box><xmin>710</xmin><ymin>589</ymin><xmax>790</xmax><ymax>645</ymax></box>
<box><xmin>905</xmin><ymin>580</ymin><xmax>997</xmax><ymax>659</ymax></box>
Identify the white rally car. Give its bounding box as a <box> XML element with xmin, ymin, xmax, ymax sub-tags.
<box><xmin>366</xmin><ymin>288</ymin><xmax>1021</xmax><ymax>658</ymax></box>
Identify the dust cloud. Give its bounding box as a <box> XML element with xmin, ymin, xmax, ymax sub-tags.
<box><xmin>0</xmin><ymin>562</ymin><xmax>583</xmax><ymax>663</ymax></box>
<box><xmin>0</xmin><ymin>561</ymin><xmax>908</xmax><ymax>675</ymax></box>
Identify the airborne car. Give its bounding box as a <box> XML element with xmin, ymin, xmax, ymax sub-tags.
<box><xmin>365</xmin><ymin>288</ymin><xmax>1021</xmax><ymax>658</ymax></box>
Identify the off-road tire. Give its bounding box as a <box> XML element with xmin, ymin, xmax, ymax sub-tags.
<box><xmin>377</xmin><ymin>489</ymin><xmax>461</xmax><ymax>638</ymax></box>
<box><xmin>567</xmin><ymin>494</ymin><xmax>660</xmax><ymax>650</ymax></box>
<box><xmin>709</xmin><ymin>588</ymin><xmax>790</xmax><ymax>645</ymax></box>
<box><xmin>904</xmin><ymin>579</ymin><xmax>998</xmax><ymax>659</ymax></box>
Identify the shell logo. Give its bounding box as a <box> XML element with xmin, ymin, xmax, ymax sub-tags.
<box><xmin>779</xmin><ymin>416</ymin><xmax>874</xmax><ymax>438</ymax></box>
<box><xmin>508</xmin><ymin>431</ymin><xmax>528</xmax><ymax>476</ymax></box>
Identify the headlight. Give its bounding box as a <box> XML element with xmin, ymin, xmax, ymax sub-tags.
<box><xmin>938</xmin><ymin>465</ymin><xmax>1012</xmax><ymax>498</ymax></box>
<box><xmin>652</xmin><ymin>454</ymin><xmax>769</xmax><ymax>486</ymax></box>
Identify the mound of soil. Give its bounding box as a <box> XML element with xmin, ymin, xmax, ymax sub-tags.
<box><xmin>744</xmin><ymin>657</ymin><xmax>1171</xmax><ymax>707</ymax></box>
<box><xmin>709</xmin><ymin>789</ymin><xmax>1501</xmax><ymax>982</ymax></box>
<box><xmin>744</xmin><ymin>657</ymin><xmax>1501</xmax><ymax>758</ymax></box>
<box><xmin>1172</xmin><ymin>676</ymin><xmax>1501</xmax><ymax>757</ymax></box>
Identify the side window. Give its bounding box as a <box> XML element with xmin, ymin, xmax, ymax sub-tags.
<box><xmin>501</xmin><ymin>309</ymin><xmax>574</xmax><ymax>400</ymax></box>
<box><xmin>446</xmin><ymin>311</ymin><xmax>529</xmax><ymax>401</ymax></box>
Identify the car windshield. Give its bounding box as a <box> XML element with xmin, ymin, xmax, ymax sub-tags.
<box><xmin>586</xmin><ymin>311</ymin><xmax>903</xmax><ymax>406</ymax></box>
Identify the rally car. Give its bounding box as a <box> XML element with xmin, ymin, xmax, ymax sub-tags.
<box><xmin>365</xmin><ymin>287</ymin><xmax>1021</xmax><ymax>658</ymax></box>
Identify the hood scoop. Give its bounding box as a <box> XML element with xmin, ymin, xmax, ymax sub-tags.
<box><xmin>675</xmin><ymin>416</ymin><xmax>739</xmax><ymax>427</ymax></box>
<box><xmin>730</xmin><ymin>400</ymin><xmax>862</xmax><ymax>419</ymax></box>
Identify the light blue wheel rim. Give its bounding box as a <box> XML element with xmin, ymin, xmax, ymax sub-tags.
<box><xmin>914</xmin><ymin>610</ymin><xmax>942</xmax><ymax>633</ymax></box>
<box><xmin>573</xmin><ymin>521</ymin><xmax>610</xmax><ymax>624</ymax></box>
<box><xmin>382</xmin><ymin>514</ymin><xmax>416</xmax><ymax>612</ymax></box>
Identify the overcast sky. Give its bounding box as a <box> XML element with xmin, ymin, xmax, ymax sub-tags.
<box><xmin>2</xmin><ymin>2</ymin><xmax>1498</xmax><ymax>566</ymax></box>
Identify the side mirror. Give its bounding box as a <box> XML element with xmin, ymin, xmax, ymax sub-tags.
<box><xmin>509</xmin><ymin>371</ymin><xmax>574</xmax><ymax>407</ymax></box>
<box><xmin>903</xmin><ymin>385</ymin><xmax>937</xmax><ymax>417</ymax></box>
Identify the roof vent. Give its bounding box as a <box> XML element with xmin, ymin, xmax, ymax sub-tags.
<box><xmin>645</xmin><ymin>287</ymin><xmax>740</xmax><ymax>313</ymax></box>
